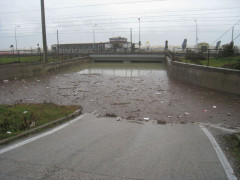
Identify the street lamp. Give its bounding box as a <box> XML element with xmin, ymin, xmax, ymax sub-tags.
<box><xmin>15</xmin><ymin>25</ymin><xmax>20</xmax><ymax>53</ymax></box>
<box><xmin>138</xmin><ymin>18</ymin><xmax>141</xmax><ymax>49</ymax></box>
<box><xmin>195</xmin><ymin>20</ymin><xmax>198</xmax><ymax>48</ymax></box>
<box><xmin>93</xmin><ymin>24</ymin><xmax>97</xmax><ymax>52</ymax></box>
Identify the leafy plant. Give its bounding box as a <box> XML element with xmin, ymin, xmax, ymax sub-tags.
<box><xmin>185</xmin><ymin>50</ymin><xmax>205</xmax><ymax>65</ymax></box>
<box><xmin>219</xmin><ymin>42</ymin><xmax>239</xmax><ymax>57</ymax></box>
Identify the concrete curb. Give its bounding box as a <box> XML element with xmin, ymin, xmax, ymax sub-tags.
<box><xmin>0</xmin><ymin>109</ymin><xmax>82</xmax><ymax>145</ymax></box>
<box><xmin>234</xmin><ymin>133</ymin><xmax>240</xmax><ymax>142</ymax></box>
<box><xmin>205</xmin><ymin>123</ymin><xmax>240</xmax><ymax>143</ymax></box>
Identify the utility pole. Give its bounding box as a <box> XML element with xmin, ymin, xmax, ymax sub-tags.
<box><xmin>232</xmin><ymin>26</ymin><xmax>234</xmax><ymax>43</ymax></box>
<box><xmin>57</xmin><ymin>30</ymin><xmax>60</xmax><ymax>54</ymax></box>
<box><xmin>138</xmin><ymin>18</ymin><xmax>141</xmax><ymax>49</ymax></box>
<box><xmin>15</xmin><ymin>26</ymin><xmax>20</xmax><ymax>53</ymax></box>
<box><xmin>195</xmin><ymin>20</ymin><xmax>198</xmax><ymax>48</ymax></box>
<box><xmin>130</xmin><ymin>28</ymin><xmax>132</xmax><ymax>45</ymax></box>
<box><xmin>93</xmin><ymin>24</ymin><xmax>97</xmax><ymax>52</ymax></box>
<box><xmin>41</xmin><ymin>0</ymin><xmax>48</xmax><ymax>62</ymax></box>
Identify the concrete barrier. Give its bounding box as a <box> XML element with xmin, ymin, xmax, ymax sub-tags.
<box><xmin>90</xmin><ymin>54</ymin><xmax>165</xmax><ymax>62</ymax></box>
<box><xmin>0</xmin><ymin>57</ymin><xmax>90</xmax><ymax>80</ymax></box>
<box><xmin>165</xmin><ymin>56</ymin><xmax>240</xmax><ymax>95</ymax></box>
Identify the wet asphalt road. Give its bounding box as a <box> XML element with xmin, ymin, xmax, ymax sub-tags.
<box><xmin>0</xmin><ymin>62</ymin><xmax>240</xmax><ymax>127</ymax></box>
<box><xmin>0</xmin><ymin>113</ymin><xmax>228</xmax><ymax>180</ymax></box>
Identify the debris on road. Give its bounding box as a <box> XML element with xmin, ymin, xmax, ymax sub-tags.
<box><xmin>157</xmin><ymin>120</ymin><xmax>166</xmax><ymax>124</ymax></box>
<box><xmin>178</xmin><ymin>115</ymin><xmax>183</xmax><ymax>118</ymax></box>
<box><xmin>144</xmin><ymin>117</ymin><xmax>150</xmax><ymax>121</ymax></box>
<box><xmin>116</xmin><ymin>117</ymin><xmax>122</xmax><ymax>121</ymax></box>
<box><xmin>111</xmin><ymin>102</ymin><xmax>131</xmax><ymax>105</ymax></box>
<box><xmin>106</xmin><ymin>113</ymin><xmax>117</xmax><ymax>117</ymax></box>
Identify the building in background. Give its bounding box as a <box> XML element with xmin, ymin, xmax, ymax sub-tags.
<box><xmin>109</xmin><ymin>36</ymin><xmax>130</xmax><ymax>52</ymax></box>
<box><xmin>197</xmin><ymin>42</ymin><xmax>209</xmax><ymax>52</ymax></box>
<box><xmin>51</xmin><ymin>43</ymin><xmax>106</xmax><ymax>54</ymax></box>
<box><xmin>51</xmin><ymin>36</ymin><xmax>131</xmax><ymax>53</ymax></box>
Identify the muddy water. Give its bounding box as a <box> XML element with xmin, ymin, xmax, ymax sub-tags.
<box><xmin>0</xmin><ymin>62</ymin><xmax>240</xmax><ymax>127</ymax></box>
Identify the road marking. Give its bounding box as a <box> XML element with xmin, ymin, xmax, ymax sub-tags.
<box><xmin>200</xmin><ymin>125</ymin><xmax>237</xmax><ymax>180</ymax></box>
<box><xmin>0</xmin><ymin>114</ymin><xmax>85</xmax><ymax>156</ymax></box>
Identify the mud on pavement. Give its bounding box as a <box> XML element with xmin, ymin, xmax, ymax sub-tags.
<box><xmin>0</xmin><ymin>62</ymin><xmax>240</xmax><ymax>127</ymax></box>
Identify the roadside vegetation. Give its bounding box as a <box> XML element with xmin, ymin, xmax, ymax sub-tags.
<box><xmin>223</xmin><ymin>134</ymin><xmax>240</xmax><ymax>177</ymax></box>
<box><xmin>0</xmin><ymin>55</ymin><xmax>70</xmax><ymax>64</ymax></box>
<box><xmin>181</xmin><ymin>56</ymin><xmax>240</xmax><ymax>69</ymax></box>
<box><xmin>0</xmin><ymin>56</ymin><xmax>42</xmax><ymax>64</ymax></box>
<box><xmin>175</xmin><ymin>42</ymin><xmax>240</xmax><ymax>70</ymax></box>
<box><xmin>0</xmin><ymin>103</ymin><xmax>80</xmax><ymax>140</ymax></box>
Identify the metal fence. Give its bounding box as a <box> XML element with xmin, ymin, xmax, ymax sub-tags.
<box><xmin>0</xmin><ymin>48</ymin><xmax>168</xmax><ymax>64</ymax></box>
<box><xmin>167</xmin><ymin>47</ymin><xmax>240</xmax><ymax>69</ymax></box>
<box><xmin>0</xmin><ymin>50</ymin><xmax>89</xmax><ymax>65</ymax></box>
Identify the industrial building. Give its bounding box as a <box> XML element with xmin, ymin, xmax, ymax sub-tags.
<box><xmin>51</xmin><ymin>36</ymin><xmax>131</xmax><ymax>53</ymax></box>
<box><xmin>197</xmin><ymin>42</ymin><xmax>209</xmax><ymax>52</ymax></box>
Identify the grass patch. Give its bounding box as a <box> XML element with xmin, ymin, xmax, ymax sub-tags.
<box><xmin>0</xmin><ymin>55</ymin><xmax>65</xmax><ymax>64</ymax></box>
<box><xmin>0</xmin><ymin>56</ymin><xmax>41</xmax><ymax>64</ymax></box>
<box><xmin>224</xmin><ymin>134</ymin><xmax>240</xmax><ymax>162</ymax></box>
<box><xmin>180</xmin><ymin>56</ymin><xmax>240</xmax><ymax>70</ymax></box>
<box><xmin>201</xmin><ymin>56</ymin><xmax>240</xmax><ymax>68</ymax></box>
<box><xmin>0</xmin><ymin>103</ymin><xmax>80</xmax><ymax>140</ymax></box>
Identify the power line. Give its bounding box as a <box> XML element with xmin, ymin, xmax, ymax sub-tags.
<box><xmin>233</xmin><ymin>33</ymin><xmax>240</xmax><ymax>41</ymax></box>
<box><xmin>1</xmin><ymin>6</ymin><xmax>239</xmax><ymax>23</ymax></box>
<box><xmin>212</xmin><ymin>20</ymin><xmax>240</xmax><ymax>45</ymax></box>
<box><xmin>0</xmin><ymin>0</ymin><xmax>165</xmax><ymax>14</ymax></box>
<box><xmin>1</xmin><ymin>25</ymin><xmax>237</xmax><ymax>38</ymax></box>
<box><xmin>1</xmin><ymin>18</ymin><xmax>240</xmax><ymax>32</ymax></box>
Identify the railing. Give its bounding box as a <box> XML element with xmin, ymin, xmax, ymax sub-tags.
<box><xmin>167</xmin><ymin>48</ymin><xmax>240</xmax><ymax>70</ymax></box>
<box><xmin>0</xmin><ymin>48</ymin><xmax>168</xmax><ymax>64</ymax></box>
<box><xmin>0</xmin><ymin>50</ymin><xmax>88</xmax><ymax>65</ymax></box>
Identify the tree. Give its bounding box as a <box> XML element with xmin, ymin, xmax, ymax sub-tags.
<box><xmin>219</xmin><ymin>42</ymin><xmax>239</xmax><ymax>57</ymax></box>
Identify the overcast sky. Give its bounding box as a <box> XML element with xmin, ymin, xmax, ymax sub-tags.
<box><xmin>0</xmin><ymin>0</ymin><xmax>239</xmax><ymax>50</ymax></box>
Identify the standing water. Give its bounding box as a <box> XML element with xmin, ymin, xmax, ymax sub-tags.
<box><xmin>0</xmin><ymin>62</ymin><xmax>240</xmax><ymax>126</ymax></box>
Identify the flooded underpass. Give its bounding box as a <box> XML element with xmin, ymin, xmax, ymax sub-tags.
<box><xmin>1</xmin><ymin>62</ymin><xmax>240</xmax><ymax>127</ymax></box>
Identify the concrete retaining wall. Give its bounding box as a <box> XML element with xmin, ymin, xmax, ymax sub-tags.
<box><xmin>90</xmin><ymin>54</ymin><xmax>165</xmax><ymax>62</ymax></box>
<box><xmin>0</xmin><ymin>57</ymin><xmax>90</xmax><ymax>80</ymax></box>
<box><xmin>165</xmin><ymin>56</ymin><xmax>240</xmax><ymax>95</ymax></box>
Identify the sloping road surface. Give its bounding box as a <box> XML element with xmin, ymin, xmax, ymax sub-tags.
<box><xmin>0</xmin><ymin>113</ymin><xmax>228</xmax><ymax>180</ymax></box>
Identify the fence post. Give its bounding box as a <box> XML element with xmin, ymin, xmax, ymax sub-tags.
<box><xmin>39</xmin><ymin>50</ymin><xmax>42</xmax><ymax>62</ymax></box>
<box><xmin>186</xmin><ymin>48</ymin><xmax>188</xmax><ymax>64</ymax></box>
<box><xmin>207</xmin><ymin>49</ymin><xmax>210</xmax><ymax>67</ymax></box>
<box><xmin>18</xmin><ymin>51</ymin><xmax>20</xmax><ymax>63</ymax></box>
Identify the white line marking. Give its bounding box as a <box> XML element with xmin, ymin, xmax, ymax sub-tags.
<box><xmin>200</xmin><ymin>125</ymin><xmax>237</xmax><ymax>180</ymax></box>
<box><xmin>0</xmin><ymin>114</ymin><xmax>85</xmax><ymax>156</ymax></box>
